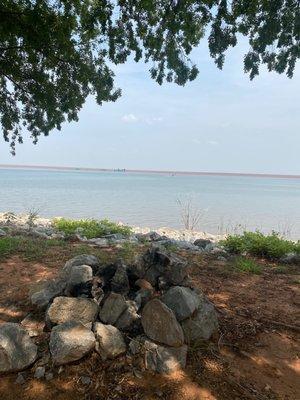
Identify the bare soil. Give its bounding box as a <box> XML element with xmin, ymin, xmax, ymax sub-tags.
<box><xmin>0</xmin><ymin>247</ymin><xmax>299</xmax><ymax>400</ymax></box>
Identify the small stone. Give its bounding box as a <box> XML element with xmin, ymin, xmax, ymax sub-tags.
<box><xmin>80</xmin><ymin>376</ymin><xmax>91</xmax><ymax>385</ymax></box>
<box><xmin>181</xmin><ymin>299</ymin><xmax>218</xmax><ymax>343</ymax></box>
<box><xmin>94</xmin><ymin>322</ymin><xmax>126</xmax><ymax>360</ymax></box>
<box><xmin>99</xmin><ymin>293</ymin><xmax>127</xmax><ymax>325</ymax></box>
<box><xmin>50</xmin><ymin>321</ymin><xmax>95</xmax><ymax>365</ymax></box>
<box><xmin>34</xmin><ymin>366</ymin><xmax>45</xmax><ymax>379</ymax></box>
<box><xmin>161</xmin><ymin>286</ymin><xmax>203</xmax><ymax>321</ymax></box>
<box><xmin>15</xmin><ymin>373</ymin><xmax>26</xmax><ymax>385</ymax></box>
<box><xmin>141</xmin><ymin>299</ymin><xmax>184</xmax><ymax>347</ymax></box>
<box><xmin>0</xmin><ymin>323</ymin><xmax>38</xmax><ymax>373</ymax></box>
<box><xmin>111</xmin><ymin>261</ymin><xmax>130</xmax><ymax>294</ymax></box>
<box><xmin>46</xmin><ymin>296</ymin><xmax>98</xmax><ymax>327</ymax></box>
<box><xmin>45</xmin><ymin>372</ymin><xmax>54</xmax><ymax>381</ymax></box>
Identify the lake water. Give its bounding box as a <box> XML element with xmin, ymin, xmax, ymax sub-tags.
<box><xmin>0</xmin><ymin>168</ymin><xmax>299</xmax><ymax>238</ymax></box>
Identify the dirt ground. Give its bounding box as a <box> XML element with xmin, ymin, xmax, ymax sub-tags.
<box><xmin>0</xmin><ymin>246</ymin><xmax>299</xmax><ymax>400</ymax></box>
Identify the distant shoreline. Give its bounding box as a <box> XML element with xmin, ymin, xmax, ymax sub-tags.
<box><xmin>0</xmin><ymin>163</ymin><xmax>299</xmax><ymax>179</ymax></box>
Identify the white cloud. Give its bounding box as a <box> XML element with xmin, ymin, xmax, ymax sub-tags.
<box><xmin>192</xmin><ymin>138</ymin><xmax>202</xmax><ymax>145</ymax></box>
<box><xmin>207</xmin><ymin>140</ymin><xmax>219</xmax><ymax>146</ymax></box>
<box><xmin>145</xmin><ymin>116</ymin><xmax>163</xmax><ymax>125</ymax></box>
<box><xmin>121</xmin><ymin>113</ymin><xmax>138</xmax><ymax>123</ymax></box>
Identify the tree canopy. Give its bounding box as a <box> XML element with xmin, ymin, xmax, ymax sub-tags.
<box><xmin>0</xmin><ymin>0</ymin><xmax>299</xmax><ymax>153</ymax></box>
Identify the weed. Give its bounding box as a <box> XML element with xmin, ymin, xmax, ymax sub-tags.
<box><xmin>52</xmin><ymin>218</ymin><xmax>132</xmax><ymax>239</ymax></box>
<box><xmin>234</xmin><ymin>257</ymin><xmax>262</xmax><ymax>274</ymax></box>
<box><xmin>221</xmin><ymin>231</ymin><xmax>300</xmax><ymax>260</ymax></box>
<box><xmin>26</xmin><ymin>208</ymin><xmax>39</xmax><ymax>228</ymax></box>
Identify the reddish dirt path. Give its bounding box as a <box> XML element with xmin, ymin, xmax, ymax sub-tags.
<box><xmin>0</xmin><ymin>252</ymin><xmax>299</xmax><ymax>400</ymax></box>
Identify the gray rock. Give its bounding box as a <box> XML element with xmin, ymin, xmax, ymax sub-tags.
<box><xmin>141</xmin><ymin>299</ymin><xmax>184</xmax><ymax>347</ymax></box>
<box><xmin>104</xmin><ymin>233</ymin><xmax>125</xmax><ymax>241</ymax></box>
<box><xmin>15</xmin><ymin>373</ymin><xmax>26</xmax><ymax>384</ymax></box>
<box><xmin>115</xmin><ymin>300</ymin><xmax>140</xmax><ymax>331</ymax></box>
<box><xmin>181</xmin><ymin>300</ymin><xmax>218</xmax><ymax>343</ymax></box>
<box><xmin>80</xmin><ymin>375</ymin><xmax>91</xmax><ymax>385</ymax></box>
<box><xmin>87</xmin><ymin>238</ymin><xmax>109</xmax><ymax>247</ymax></box>
<box><xmin>111</xmin><ymin>261</ymin><xmax>130</xmax><ymax>294</ymax></box>
<box><xmin>46</xmin><ymin>297</ymin><xmax>98</xmax><ymax>327</ymax></box>
<box><xmin>94</xmin><ymin>322</ymin><xmax>126</xmax><ymax>360</ymax></box>
<box><xmin>129</xmin><ymin>335</ymin><xmax>147</xmax><ymax>355</ymax></box>
<box><xmin>45</xmin><ymin>372</ymin><xmax>54</xmax><ymax>381</ymax></box>
<box><xmin>280</xmin><ymin>252</ymin><xmax>300</xmax><ymax>265</ymax></box>
<box><xmin>161</xmin><ymin>286</ymin><xmax>203</xmax><ymax>321</ymax></box>
<box><xmin>194</xmin><ymin>239</ymin><xmax>212</xmax><ymax>249</ymax></box>
<box><xmin>0</xmin><ymin>323</ymin><xmax>38</xmax><ymax>373</ymax></box>
<box><xmin>65</xmin><ymin>264</ymin><xmax>93</xmax><ymax>296</ymax></box>
<box><xmin>21</xmin><ymin>313</ymin><xmax>45</xmax><ymax>337</ymax></box>
<box><xmin>61</xmin><ymin>254</ymin><xmax>100</xmax><ymax>278</ymax></box>
<box><xmin>144</xmin><ymin>339</ymin><xmax>188</xmax><ymax>374</ymax></box>
<box><xmin>136</xmin><ymin>247</ymin><xmax>188</xmax><ymax>286</ymax></box>
<box><xmin>99</xmin><ymin>293</ymin><xmax>127</xmax><ymax>325</ymax></box>
<box><xmin>50</xmin><ymin>321</ymin><xmax>95</xmax><ymax>365</ymax></box>
<box><xmin>31</xmin><ymin>279</ymin><xmax>66</xmax><ymax>309</ymax></box>
<box><xmin>34</xmin><ymin>366</ymin><xmax>45</xmax><ymax>379</ymax></box>
<box><xmin>0</xmin><ymin>228</ymin><xmax>6</xmax><ymax>236</ymax></box>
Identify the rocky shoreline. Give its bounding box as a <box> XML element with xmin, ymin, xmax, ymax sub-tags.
<box><xmin>0</xmin><ymin>212</ymin><xmax>225</xmax><ymax>253</ymax></box>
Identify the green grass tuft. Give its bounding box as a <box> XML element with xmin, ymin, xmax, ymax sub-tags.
<box><xmin>52</xmin><ymin>218</ymin><xmax>132</xmax><ymax>239</ymax></box>
<box><xmin>234</xmin><ymin>257</ymin><xmax>262</xmax><ymax>274</ymax></box>
<box><xmin>0</xmin><ymin>236</ymin><xmax>66</xmax><ymax>261</ymax></box>
<box><xmin>221</xmin><ymin>231</ymin><xmax>300</xmax><ymax>260</ymax></box>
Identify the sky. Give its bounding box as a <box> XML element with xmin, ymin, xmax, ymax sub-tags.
<box><xmin>0</xmin><ymin>39</ymin><xmax>299</xmax><ymax>175</ymax></box>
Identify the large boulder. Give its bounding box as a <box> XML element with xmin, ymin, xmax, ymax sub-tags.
<box><xmin>0</xmin><ymin>323</ymin><xmax>38</xmax><ymax>372</ymax></box>
<box><xmin>161</xmin><ymin>286</ymin><xmax>203</xmax><ymax>321</ymax></box>
<box><xmin>110</xmin><ymin>261</ymin><xmax>130</xmax><ymax>295</ymax></box>
<box><xmin>141</xmin><ymin>299</ymin><xmax>184</xmax><ymax>347</ymax></box>
<box><xmin>65</xmin><ymin>265</ymin><xmax>93</xmax><ymax>296</ymax></box>
<box><xmin>94</xmin><ymin>322</ymin><xmax>126</xmax><ymax>360</ymax></box>
<box><xmin>46</xmin><ymin>297</ymin><xmax>98</xmax><ymax>327</ymax></box>
<box><xmin>99</xmin><ymin>293</ymin><xmax>127</xmax><ymax>325</ymax></box>
<box><xmin>181</xmin><ymin>300</ymin><xmax>218</xmax><ymax>343</ymax></box>
<box><xmin>49</xmin><ymin>321</ymin><xmax>95</xmax><ymax>365</ymax></box>
<box><xmin>61</xmin><ymin>254</ymin><xmax>100</xmax><ymax>278</ymax></box>
<box><xmin>31</xmin><ymin>279</ymin><xmax>66</xmax><ymax>309</ymax></box>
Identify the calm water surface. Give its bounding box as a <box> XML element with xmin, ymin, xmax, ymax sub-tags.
<box><xmin>0</xmin><ymin>168</ymin><xmax>299</xmax><ymax>238</ymax></box>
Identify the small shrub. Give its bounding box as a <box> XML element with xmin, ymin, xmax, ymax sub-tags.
<box><xmin>221</xmin><ymin>231</ymin><xmax>300</xmax><ymax>260</ymax></box>
<box><xmin>234</xmin><ymin>257</ymin><xmax>262</xmax><ymax>275</ymax></box>
<box><xmin>52</xmin><ymin>218</ymin><xmax>132</xmax><ymax>239</ymax></box>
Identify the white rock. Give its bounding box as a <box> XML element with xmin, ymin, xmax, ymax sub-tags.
<box><xmin>46</xmin><ymin>297</ymin><xmax>98</xmax><ymax>326</ymax></box>
<box><xmin>49</xmin><ymin>321</ymin><xmax>95</xmax><ymax>365</ymax></box>
<box><xmin>94</xmin><ymin>322</ymin><xmax>126</xmax><ymax>360</ymax></box>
